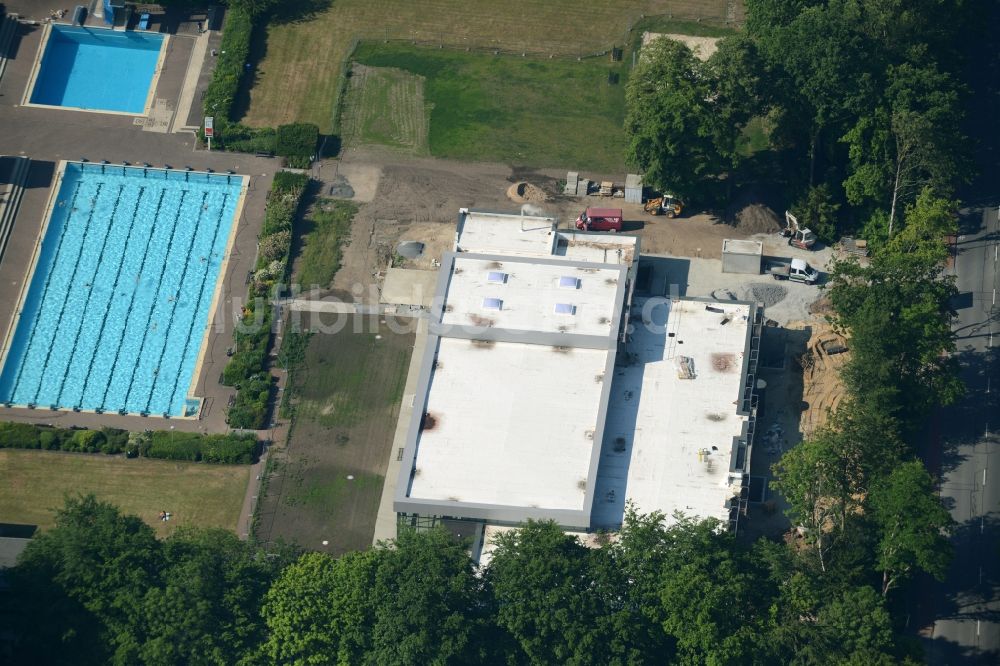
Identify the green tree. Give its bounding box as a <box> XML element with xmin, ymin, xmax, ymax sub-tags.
<box><xmin>487</xmin><ymin>520</ymin><xmax>626</xmax><ymax>665</ymax></box>
<box><xmin>656</xmin><ymin>517</ymin><xmax>767</xmax><ymax>665</ymax></box>
<box><xmin>869</xmin><ymin>461</ymin><xmax>954</xmax><ymax>595</ymax></box>
<box><xmin>138</xmin><ymin>528</ymin><xmax>287</xmax><ymax>665</ymax></box>
<box><xmin>3</xmin><ymin>495</ymin><xmax>160</xmax><ymax>664</ymax></box>
<box><xmin>887</xmin><ymin>188</ymin><xmax>958</xmax><ymax>264</ymax></box>
<box><xmin>792</xmin><ymin>183</ymin><xmax>841</xmax><ymax>242</ymax></box>
<box><xmin>625</xmin><ymin>39</ymin><xmax>733</xmax><ymax>202</ymax></box>
<box><xmin>370</xmin><ymin>528</ymin><xmax>488</xmax><ymax>665</ymax></box>
<box><xmin>261</xmin><ymin>550</ymin><xmax>381</xmax><ymax>665</ymax></box>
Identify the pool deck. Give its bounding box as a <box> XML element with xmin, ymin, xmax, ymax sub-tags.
<box><xmin>0</xmin><ymin>18</ymin><xmax>280</xmax><ymax>435</ymax></box>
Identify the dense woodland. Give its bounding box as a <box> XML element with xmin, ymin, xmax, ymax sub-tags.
<box><xmin>627</xmin><ymin>0</ymin><xmax>997</xmax><ymax>243</ymax></box>
<box><xmin>3</xmin><ymin>0</ymin><xmax>995</xmax><ymax>663</ymax></box>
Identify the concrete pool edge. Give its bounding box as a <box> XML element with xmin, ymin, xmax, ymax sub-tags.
<box><xmin>0</xmin><ymin>161</ymin><xmax>248</xmax><ymax>421</ymax></box>
<box><xmin>20</xmin><ymin>23</ymin><xmax>169</xmax><ymax>118</ymax></box>
<box><xmin>185</xmin><ymin>174</ymin><xmax>250</xmax><ymax>419</ymax></box>
<box><xmin>0</xmin><ymin>159</ymin><xmax>66</xmax><ymax>379</ymax></box>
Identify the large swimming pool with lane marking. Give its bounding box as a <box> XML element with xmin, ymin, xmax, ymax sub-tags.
<box><xmin>0</xmin><ymin>162</ymin><xmax>245</xmax><ymax>417</ymax></box>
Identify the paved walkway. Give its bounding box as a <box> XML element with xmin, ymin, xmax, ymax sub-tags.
<box><xmin>171</xmin><ymin>30</ymin><xmax>209</xmax><ymax>133</ymax></box>
<box><xmin>283</xmin><ymin>297</ymin><xmax>425</xmax><ymax>317</ymax></box>
<box><xmin>372</xmin><ymin>316</ymin><xmax>429</xmax><ymax>544</ymax></box>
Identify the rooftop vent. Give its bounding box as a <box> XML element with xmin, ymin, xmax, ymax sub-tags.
<box><xmin>487</xmin><ymin>271</ymin><xmax>508</xmax><ymax>284</ymax></box>
<box><xmin>482</xmin><ymin>297</ymin><xmax>503</xmax><ymax>311</ymax></box>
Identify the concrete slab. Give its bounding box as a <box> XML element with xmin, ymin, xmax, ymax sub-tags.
<box><xmin>373</xmin><ymin>317</ymin><xmax>428</xmax><ymax>544</ymax></box>
<box><xmin>380</xmin><ymin>267</ymin><xmax>437</xmax><ymax>307</ymax></box>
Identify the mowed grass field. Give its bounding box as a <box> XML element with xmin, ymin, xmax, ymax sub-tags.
<box><xmin>0</xmin><ymin>449</ymin><xmax>250</xmax><ymax>537</ymax></box>
<box><xmin>348</xmin><ymin>45</ymin><xmax>629</xmax><ymax>170</ymax></box>
<box><xmin>241</xmin><ymin>0</ymin><xmax>739</xmax><ymax>133</ymax></box>
<box><xmin>255</xmin><ymin>314</ymin><xmax>413</xmax><ymax>554</ymax></box>
<box><xmin>340</xmin><ymin>65</ymin><xmax>430</xmax><ymax>155</ymax></box>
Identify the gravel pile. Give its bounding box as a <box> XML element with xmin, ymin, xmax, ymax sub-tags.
<box><xmin>742</xmin><ymin>282</ymin><xmax>788</xmax><ymax>308</ymax></box>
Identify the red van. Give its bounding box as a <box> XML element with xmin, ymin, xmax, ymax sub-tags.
<box><xmin>575</xmin><ymin>207</ymin><xmax>623</xmax><ymax>232</ymax></box>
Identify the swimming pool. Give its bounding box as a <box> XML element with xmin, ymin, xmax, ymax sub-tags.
<box><xmin>0</xmin><ymin>163</ymin><xmax>246</xmax><ymax>417</ymax></box>
<box><xmin>27</xmin><ymin>25</ymin><xmax>166</xmax><ymax>114</ymax></box>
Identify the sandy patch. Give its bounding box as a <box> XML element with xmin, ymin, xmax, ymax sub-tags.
<box><xmin>642</xmin><ymin>32</ymin><xmax>720</xmax><ymax>61</ymax></box>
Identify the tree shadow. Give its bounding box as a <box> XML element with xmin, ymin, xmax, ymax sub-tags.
<box><xmin>230</xmin><ymin>15</ymin><xmax>269</xmax><ymax>124</ymax></box>
<box><xmin>269</xmin><ymin>0</ymin><xmax>334</xmax><ymax>25</ymax></box>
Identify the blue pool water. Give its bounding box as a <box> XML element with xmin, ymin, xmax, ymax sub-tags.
<box><xmin>0</xmin><ymin>163</ymin><xmax>244</xmax><ymax>416</ymax></box>
<box><xmin>30</xmin><ymin>25</ymin><xmax>164</xmax><ymax>113</ymax></box>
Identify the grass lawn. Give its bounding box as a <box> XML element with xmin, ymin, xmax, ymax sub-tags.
<box><xmin>0</xmin><ymin>449</ymin><xmax>250</xmax><ymax>538</ymax></box>
<box><xmin>350</xmin><ymin>44</ymin><xmax>629</xmax><ymax>171</ymax></box>
<box><xmin>294</xmin><ymin>199</ymin><xmax>358</xmax><ymax>290</ymax></box>
<box><xmin>340</xmin><ymin>66</ymin><xmax>430</xmax><ymax>155</ymax></box>
<box><xmin>256</xmin><ymin>315</ymin><xmax>413</xmax><ymax>554</ymax></box>
<box><xmin>241</xmin><ymin>0</ymin><xmax>741</xmax><ymax>133</ymax></box>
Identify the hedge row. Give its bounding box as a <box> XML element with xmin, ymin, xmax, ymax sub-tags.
<box><xmin>202</xmin><ymin>7</ymin><xmax>253</xmax><ymax>129</ymax></box>
<box><xmin>223</xmin><ymin>172</ymin><xmax>310</xmax><ymax>430</ymax></box>
<box><xmin>143</xmin><ymin>430</ymin><xmax>259</xmax><ymax>464</ymax></box>
<box><xmin>0</xmin><ymin>422</ymin><xmax>257</xmax><ymax>464</ymax></box>
<box><xmin>200</xmin><ymin>9</ymin><xmax>319</xmax><ymax>164</ymax></box>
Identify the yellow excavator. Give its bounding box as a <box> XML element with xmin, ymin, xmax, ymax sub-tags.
<box><xmin>644</xmin><ymin>194</ymin><xmax>684</xmax><ymax>218</ymax></box>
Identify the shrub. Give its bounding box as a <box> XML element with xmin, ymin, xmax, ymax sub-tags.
<box><xmin>227</xmin><ymin>376</ymin><xmax>273</xmax><ymax>430</ymax></box>
<box><xmin>259</xmin><ymin>230</ymin><xmax>292</xmax><ymax>262</ymax></box>
<box><xmin>276</xmin><ymin>123</ymin><xmax>319</xmax><ymax>162</ymax></box>
<box><xmin>0</xmin><ymin>422</ymin><xmax>43</xmax><ymax>449</ymax></box>
<box><xmin>272</xmin><ymin>171</ymin><xmax>310</xmax><ymax>194</ymax></box>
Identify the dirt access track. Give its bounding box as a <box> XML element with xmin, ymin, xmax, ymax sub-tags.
<box><xmin>310</xmin><ymin>147</ymin><xmax>771</xmax><ymax>299</ymax></box>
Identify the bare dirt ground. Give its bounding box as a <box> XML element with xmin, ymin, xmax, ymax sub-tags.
<box><xmin>642</xmin><ymin>31</ymin><xmax>721</xmax><ymax>60</ymax></box>
<box><xmin>310</xmin><ymin>148</ymin><xmax>774</xmax><ymax>302</ymax></box>
<box><xmin>795</xmin><ymin>321</ymin><xmax>849</xmax><ymax>438</ymax></box>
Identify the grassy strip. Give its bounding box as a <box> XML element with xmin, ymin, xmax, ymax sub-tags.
<box><xmin>0</xmin><ymin>422</ymin><xmax>257</xmax><ymax>463</ymax></box>
<box><xmin>295</xmin><ymin>199</ymin><xmax>357</xmax><ymax>289</ymax></box>
<box><xmin>350</xmin><ymin>43</ymin><xmax>629</xmax><ymax>170</ymax></box>
<box><xmin>223</xmin><ymin>172</ymin><xmax>311</xmax><ymax>430</ymax></box>
<box><xmin>277</xmin><ymin>327</ymin><xmax>313</xmax><ymax>420</ymax></box>
<box><xmin>0</xmin><ymin>449</ymin><xmax>249</xmax><ymax>537</ymax></box>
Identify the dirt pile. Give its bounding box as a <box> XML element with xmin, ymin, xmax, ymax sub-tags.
<box><xmin>796</xmin><ymin>322</ymin><xmax>849</xmax><ymax>436</ymax></box>
<box><xmin>741</xmin><ymin>282</ymin><xmax>787</xmax><ymax>308</ymax></box>
<box><xmin>732</xmin><ymin>203</ymin><xmax>782</xmax><ymax>234</ymax></box>
<box><xmin>506</xmin><ymin>181</ymin><xmax>547</xmax><ymax>204</ymax></box>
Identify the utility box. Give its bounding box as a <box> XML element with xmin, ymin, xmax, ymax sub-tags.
<box><xmin>722</xmin><ymin>239</ymin><xmax>763</xmax><ymax>274</ymax></box>
<box><xmin>624</xmin><ymin>174</ymin><xmax>643</xmax><ymax>203</ymax></box>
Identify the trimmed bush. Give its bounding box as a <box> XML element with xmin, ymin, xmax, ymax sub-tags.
<box><xmin>276</xmin><ymin>123</ymin><xmax>319</xmax><ymax>164</ymax></box>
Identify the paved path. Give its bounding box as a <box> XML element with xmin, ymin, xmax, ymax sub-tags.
<box><xmin>171</xmin><ymin>30</ymin><xmax>209</xmax><ymax>133</ymax></box>
<box><xmin>372</xmin><ymin>317</ymin><xmax>428</xmax><ymax>544</ymax></box>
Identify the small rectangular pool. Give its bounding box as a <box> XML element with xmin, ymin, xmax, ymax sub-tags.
<box><xmin>0</xmin><ymin>163</ymin><xmax>247</xmax><ymax>417</ymax></box>
<box><xmin>27</xmin><ymin>25</ymin><xmax>166</xmax><ymax>114</ymax></box>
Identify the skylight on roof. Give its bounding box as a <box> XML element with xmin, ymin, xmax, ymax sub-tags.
<box><xmin>559</xmin><ymin>276</ymin><xmax>580</xmax><ymax>289</ymax></box>
<box><xmin>487</xmin><ymin>271</ymin><xmax>508</xmax><ymax>284</ymax></box>
<box><xmin>482</xmin><ymin>298</ymin><xmax>503</xmax><ymax>311</ymax></box>
<box><xmin>554</xmin><ymin>303</ymin><xmax>576</xmax><ymax>315</ymax></box>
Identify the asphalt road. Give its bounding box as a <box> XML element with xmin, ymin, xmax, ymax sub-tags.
<box><xmin>924</xmin><ymin>204</ymin><xmax>1000</xmax><ymax>663</ymax></box>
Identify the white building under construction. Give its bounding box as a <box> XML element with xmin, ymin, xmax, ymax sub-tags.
<box><xmin>393</xmin><ymin>209</ymin><xmax>763</xmax><ymax>544</ymax></box>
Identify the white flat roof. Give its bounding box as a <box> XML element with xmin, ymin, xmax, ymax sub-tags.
<box><xmin>408</xmin><ymin>336</ymin><xmax>609</xmax><ymax>511</ymax></box>
<box><xmin>593</xmin><ymin>298</ymin><xmax>751</xmax><ymax>527</ymax></box>
<box><xmin>456</xmin><ymin>210</ymin><xmax>556</xmax><ymax>256</ymax></box>
<box><xmin>439</xmin><ymin>256</ymin><xmax>621</xmax><ymax>338</ymax></box>
<box><xmin>723</xmin><ymin>238</ymin><xmax>763</xmax><ymax>255</ymax></box>
<box><xmin>554</xmin><ymin>231</ymin><xmax>638</xmax><ymax>265</ymax></box>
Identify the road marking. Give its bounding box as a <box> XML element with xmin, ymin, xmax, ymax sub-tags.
<box><xmin>977</xmin><ymin>619</ymin><xmax>980</xmax><ymax>637</ymax></box>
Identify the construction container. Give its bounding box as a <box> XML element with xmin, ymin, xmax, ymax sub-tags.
<box><xmin>624</xmin><ymin>174</ymin><xmax>643</xmax><ymax>203</ymax></box>
<box><xmin>722</xmin><ymin>239</ymin><xmax>763</xmax><ymax>274</ymax></box>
